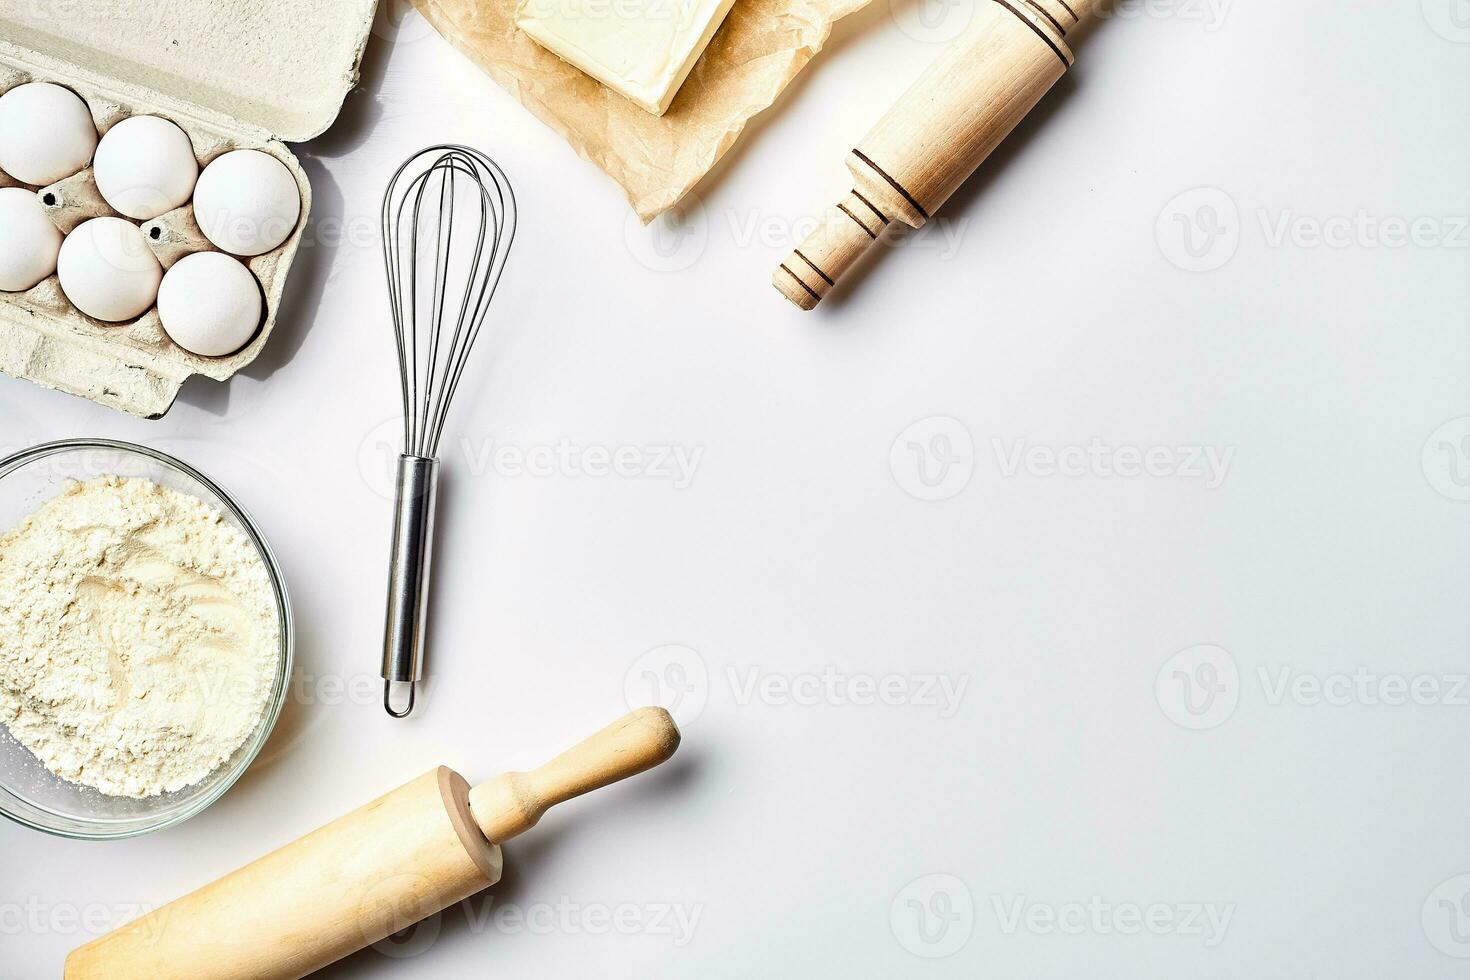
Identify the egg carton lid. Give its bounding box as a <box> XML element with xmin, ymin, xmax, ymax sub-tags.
<box><xmin>0</xmin><ymin>0</ymin><xmax>380</xmax><ymax>142</ymax></box>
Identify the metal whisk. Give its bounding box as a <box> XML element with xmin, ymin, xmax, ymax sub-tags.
<box><xmin>379</xmin><ymin>145</ymin><xmax>517</xmax><ymax>718</ymax></box>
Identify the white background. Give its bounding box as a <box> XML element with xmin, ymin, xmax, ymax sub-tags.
<box><xmin>4</xmin><ymin>0</ymin><xmax>1469</xmax><ymax>976</ymax></box>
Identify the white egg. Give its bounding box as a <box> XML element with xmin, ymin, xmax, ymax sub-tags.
<box><xmin>0</xmin><ymin>188</ymin><xmax>64</xmax><ymax>292</ymax></box>
<box><xmin>0</xmin><ymin>82</ymin><xmax>98</xmax><ymax>186</ymax></box>
<box><xmin>156</xmin><ymin>252</ymin><xmax>263</xmax><ymax>357</ymax></box>
<box><xmin>192</xmin><ymin>150</ymin><xmax>301</xmax><ymax>257</ymax></box>
<box><xmin>93</xmin><ymin>116</ymin><xmax>199</xmax><ymax>221</ymax></box>
<box><xmin>57</xmin><ymin>217</ymin><xmax>163</xmax><ymax>322</ymax></box>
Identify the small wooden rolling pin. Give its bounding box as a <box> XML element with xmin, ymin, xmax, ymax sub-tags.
<box><xmin>65</xmin><ymin>707</ymin><xmax>680</xmax><ymax>980</ymax></box>
<box><xmin>774</xmin><ymin>0</ymin><xmax>1100</xmax><ymax>309</ymax></box>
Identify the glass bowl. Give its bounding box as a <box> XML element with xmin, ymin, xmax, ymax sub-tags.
<box><xmin>0</xmin><ymin>439</ymin><xmax>292</xmax><ymax>840</ymax></box>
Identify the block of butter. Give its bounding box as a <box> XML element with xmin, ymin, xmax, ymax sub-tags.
<box><xmin>516</xmin><ymin>0</ymin><xmax>738</xmax><ymax>116</ymax></box>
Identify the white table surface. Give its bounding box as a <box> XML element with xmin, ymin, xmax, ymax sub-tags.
<box><xmin>5</xmin><ymin>1</ymin><xmax>1469</xmax><ymax>976</ymax></box>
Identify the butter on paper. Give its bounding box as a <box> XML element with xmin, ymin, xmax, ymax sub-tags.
<box><xmin>516</xmin><ymin>0</ymin><xmax>738</xmax><ymax>117</ymax></box>
<box><xmin>412</xmin><ymin>0</ymin><xmax>872</xmax><ymax>222</ymax></box>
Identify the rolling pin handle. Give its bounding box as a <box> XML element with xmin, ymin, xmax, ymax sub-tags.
<box><xmin>468</xmin><ymin>707</ymin><xmax>681</xmax><ymax>843</ymax></box>
<box><xmin>774</xmin><ymin>189</ymin><xmax>895</xmax><ymax>310</ymax></box>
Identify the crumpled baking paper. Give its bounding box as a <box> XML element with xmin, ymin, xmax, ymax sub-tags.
<box><xmin>411</xmin><ymin>0</ymin><xmax>871</xmax><ymax>222</ymax></box>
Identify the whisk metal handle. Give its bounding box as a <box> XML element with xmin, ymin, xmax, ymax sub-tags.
<box><xmin>382</xmin><ymin>453</ymin><xmax>441</xmax><ymax>718</ymax></box>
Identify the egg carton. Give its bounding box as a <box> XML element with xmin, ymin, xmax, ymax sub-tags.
<box><xmin>0</xmin><ymin>1</ymin><xmax>378</xmax><ymax>418</ymax></box>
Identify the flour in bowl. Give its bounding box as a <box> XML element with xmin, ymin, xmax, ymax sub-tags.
<box><xmin>0</xmin><ymin>476</ymin><xmax>280</xmax><ymax>798</ymax></box>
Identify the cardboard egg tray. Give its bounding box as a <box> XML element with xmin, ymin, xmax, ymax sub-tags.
<box><xmin>0</xmin><ymin>1</ymin><xmax>378</xmax><ymax>418</ymax></box>
<box><xmin>0</xmin><ymin>58</ymin><xmax>308</xmax><ymax>418</ymax></box>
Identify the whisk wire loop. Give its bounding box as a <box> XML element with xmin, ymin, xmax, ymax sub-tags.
<box><xmin>381</xmin><ymin>145</ymin><xmax>517</xmax><ymax>459</ymax></box>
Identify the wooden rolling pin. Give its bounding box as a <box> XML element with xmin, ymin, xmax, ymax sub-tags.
<box><xmin>774</xmin><ymin>0</ymin><xmax>1100</xmax><ymax>309</ymax></box>
<box><xmin>65</xmin><ymin>707</ymin><xmax>681</xmax><ymax>979</ymax></box>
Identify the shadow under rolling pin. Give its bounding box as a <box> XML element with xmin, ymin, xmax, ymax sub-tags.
<box><xmin>774</xmin><ymin>0</ymin><xmax>1100</xmax><ymax>310</ymax></box>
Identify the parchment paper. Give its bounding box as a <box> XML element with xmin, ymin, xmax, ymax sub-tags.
<box><xmin>412</xmin><ymin>0</ymin><xmax>870</xmax><ymax>222</ymax></box>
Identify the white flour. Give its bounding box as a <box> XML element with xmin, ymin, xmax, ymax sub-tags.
<box><xmin>0</xmin><ymin>476</ymin><xmax>280</xmax><ymax>798</ymax></box>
